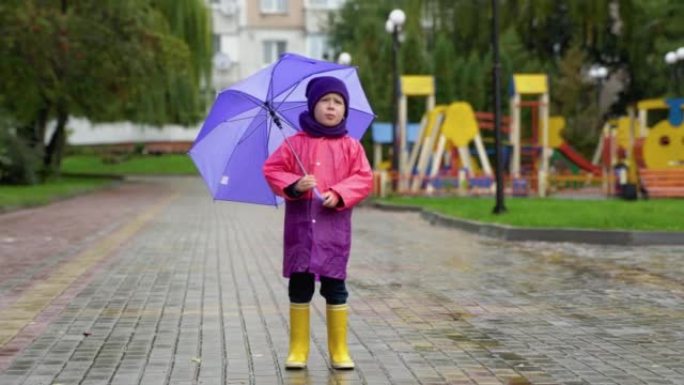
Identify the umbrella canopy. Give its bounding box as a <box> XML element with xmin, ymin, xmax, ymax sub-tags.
<box><xmin>189</xmin><ymin>53</ymin><xmax>375</xmax><ymax>206</ymax></box>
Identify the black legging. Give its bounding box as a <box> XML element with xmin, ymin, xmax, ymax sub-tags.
<box><xmin>288</xmin><ymin>272</ymin><xmax>348</xmax><ymax>305</ymax></box>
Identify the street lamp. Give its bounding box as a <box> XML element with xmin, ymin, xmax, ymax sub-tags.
<box><xmin>337</xmin><ymin>52</ymin><xmax>352</xmax><ymax>66</ymax></box>
<box><xmin>385</xmin><ymin>9</ymin><xmax>405</xmax><ymax>183</ymax></box>
<box><xmin>491</xmin><ymin>0</ymin><xmax>506</xmax><ymax>214</ymax></box>
<box><xmin>588</xmin><ymin>64</ymin><xmax>608</xmax><ymax>112</ymax></box>
<box><xmin>664</xmin><ymin>47</ymin><xmax>684</xmax><ymax>94</ymax></box>
<box><xmin>665</xmin><ymin>51</ymin><xmax>678</xmax><ymax>65</ymax></box>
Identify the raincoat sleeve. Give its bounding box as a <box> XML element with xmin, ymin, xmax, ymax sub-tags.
<box><xmin>263</xmin><ymin>143</ymin><xmax>304</xmax><ymax>200</ymax></box>
<box><xmin>329</xmin><ymin>140</ymin><xmax>373</xmax><ymax>209</ymax></box>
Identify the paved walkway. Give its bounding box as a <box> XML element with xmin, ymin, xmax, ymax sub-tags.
<box><xmin>1</xmin><ymin>177</ymin><xmax>683</xmax><ymax>385</ymax></box>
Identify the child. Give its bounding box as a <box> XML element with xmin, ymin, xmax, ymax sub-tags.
<box><xmin>263</xmin><ymin>76</ymin><xmax>373</xmax><ymax>370</ymax></box>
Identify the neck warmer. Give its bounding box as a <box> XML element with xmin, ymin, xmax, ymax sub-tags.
<box><xmin>298</xmin><ymin>111</ymin><xmax>348</xmax><ymax>138</ymax></box>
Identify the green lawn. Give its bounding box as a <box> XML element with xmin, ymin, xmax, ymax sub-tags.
<box><xmin>380</xmin><ymin>196</ymin><xmax>684</xmax><ymax>232</ymax></box>
<box><xmin>0</xmin><ymin>177</ymin><xmax>116</xmax><ymax>211</ymax></box>
<box><xmin>62</xmin><ymin>154</ymin><xmax>197</xmax><ymax>175</ymax></box>
<box><xmin>0</xmin><ymin>154</ymin><xmax>196</xmax><ymax>211</ymax></box>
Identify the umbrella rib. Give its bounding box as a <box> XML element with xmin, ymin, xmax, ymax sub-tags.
<box><xmin>223</xmin><ymin>89</ymin><xmax>270</xmax><ymax>114</ymax></box>
<box><xmin>273</xmin><ymin>83</ymin><xmax>301</xmax><ymax>111</ymax></box>
<box><xmin>264</xmin><ymin>103</ymin><xmax>305</xmax><ymax>130</ymax></box>
<box><xmin>209</xmin><ymin>89</ymin><xmax>273</xmax><ymax>129</ymax></box>
<box><xmin>223</xmin><ymin>114</ymin><xmax>267</xmax><ymax>125</ymax></box>
<box><xmin>347</xmin><ymin>106</ymin><xmax>376</xmax><ymax>117</ymax></box>
<box><xmin>267</xmin><ymin>58</ymin><xmax>286</xmax><ymax>104</ymax></box>
<box><xmin>236</xmin><ymin>114</ymin><xmax>269</xmax><ymax>145</ymax></box>
<box><xmin>270</xmin><ymin>67</ymin><xmax>352</xmax><ymax>111</ymax></box>
<box><xmin>215</xmin><ymin>101</ymin><xmax>309</xmax><ymax>129</ymax></box>
<box><xmin>272</xmin><ymin>103</ymin><xmax>305</xmax><ymax>113</ymax></box>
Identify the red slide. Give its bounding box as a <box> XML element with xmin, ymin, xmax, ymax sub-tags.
<box><xmin>558</xmin><ymin>142</ymin><xmax>601</xmax><ymax>175</ymax></box>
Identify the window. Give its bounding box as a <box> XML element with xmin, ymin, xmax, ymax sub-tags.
<box><xmin>212</xmin><ymin>34</ymin><xmax>222</xmax><ymax>54</ymax></box>
<box><xmin>261</xmin><ymin>0</ymin><xmax>287</xmax><ymax>13</ymax></box>
<box><xmin>307</xmin><ymin>0</ymin><xmax>343</xmax><ymax>8</ymax></box>
<box><xmin>263</xmin><ymin>40</ymin><xmax>287</xmax><ymax>65</ymax></box>
<box><xmin>307</xmin><ymin>35</ymin><xmax>329</xmax><ymax>60</ymax></box>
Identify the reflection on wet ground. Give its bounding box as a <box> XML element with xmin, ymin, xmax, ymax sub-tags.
<box><xmin>1</xmin><ymin>178</ymin><xmax>682</xmax><ymax>385</ymax></box>
<box><xmin>350</xmin><ymin>208</ymin><xmax>684</xmax><ymax>384</ymax></box>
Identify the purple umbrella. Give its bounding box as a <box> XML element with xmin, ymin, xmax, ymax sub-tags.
<box><xmin>189</xmin><ymin>53</ymin><xmax>375</xmax><ymax>206</ymax></box>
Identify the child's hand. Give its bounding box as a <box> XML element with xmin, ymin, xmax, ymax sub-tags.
<box><xmin>294</xmin><ymin>175</ymin><xmax>317</xmax><ymax>192</ymax></box>
<box><xmin>322</xmin><ymin>190</ymin><xmax>340</xmax><ymax>208</ymax></box>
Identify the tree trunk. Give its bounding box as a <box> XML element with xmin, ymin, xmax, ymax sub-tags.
<box><xmin>17</xmin><ymin>105</ymin><xmax>49</xmax><ymax>155</ymax></box>
<box><xmin>43</xmin><ymin>107</ymin><xmax>68</xmax><ymax>176</ymax></box>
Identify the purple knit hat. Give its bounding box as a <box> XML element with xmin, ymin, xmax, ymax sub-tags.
<box><xmin>305</xmin><ymin>76</ymin><xmax>349</xmax><ymax>118</ymax></box>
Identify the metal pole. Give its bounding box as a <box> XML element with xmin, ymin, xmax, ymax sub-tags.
<box><xmin>492</xmin><ymin>0</ymin><xmax>506</xmax><ymax>214</ymax></box>
<box><xmin>391</xmin><ymin>27</ymin><xmax>400</xmax><ymax>186</ymax></box>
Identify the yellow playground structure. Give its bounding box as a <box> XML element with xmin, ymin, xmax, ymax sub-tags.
<box><xmin>509</xmin><ymin>74</ymin><xmax>551</xmax><ymax>197</ymax></box>
<box><xmin>370</xmin><ymin>73</ymin><xmax>684</xmax><ymax>199</ymax></box>
<box><xmin>397</xmin><ymin>75</ymin><xmax>435</xmax><ymax>191</ymax></box>
<box><xmin>408</xmin><ymin>102</ymin><xmax>493</xmax><ymax>194</ymax></box>
<box><xmin>632</xmin><ymin>98</ymin><xmax>684</xmax><ymax>197</ymax></box>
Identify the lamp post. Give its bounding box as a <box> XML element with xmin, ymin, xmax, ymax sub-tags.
<box><xmin>664</xmin><ymin>47</ymin><xmax>684</xmax><ymax>94</ymax></box>
<box><xmin>588</xmin><ymin>65</ymin><xmax>608</xmax><ymax>113</ymax></box>
<box><xmin>337</xmin><ymin>52</ymin><xmax>352</xmax><ymax>66</ymax></box>
<box><xmin>491</xmin><ymin>0</ymin><xmax>506</xmax><ymax>214</ymax></box>
<box><xmin>386</xmin><ymin>9</ymin><xmax>405</xmax><ymax>184</ymax></box>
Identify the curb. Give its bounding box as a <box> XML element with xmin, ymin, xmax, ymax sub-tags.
<box><xmin>370</xmin><ymin>202</ymin><xmax>684</xmax><ymax>246</ymax></box>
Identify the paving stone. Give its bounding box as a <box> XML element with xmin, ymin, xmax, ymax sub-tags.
<box><xmin>2</xmin><ymin>177</ymin><xmax>684</xmax><ymax>384</ymax></box>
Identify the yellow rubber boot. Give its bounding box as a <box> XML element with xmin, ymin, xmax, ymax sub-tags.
<box><xmin>286</xmin><ymin>303</ymin><xmax>310</xmax><ymax>369</ymax></box>
<box><xmin>326</xmin><ymin>304</ymin><xmax>355</xmax><ymax>370</ymax></box>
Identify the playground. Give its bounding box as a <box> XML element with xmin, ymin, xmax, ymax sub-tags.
<box><xmin>371</xmin><ymin>74</ymin><xmax>684</xmax><ymax>201</ymax></box>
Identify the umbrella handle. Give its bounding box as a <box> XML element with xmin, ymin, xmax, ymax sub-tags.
<box><xmin>312</xmin><ymin>187</ymin><xmax>323</xmax><ymax>201</ymax></box>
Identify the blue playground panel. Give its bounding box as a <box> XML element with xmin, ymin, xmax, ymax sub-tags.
<box><xmin>469</xmin><ymin>176</ymin><xmax>494</xmax><ymax>189</ymax></box>
<box><xmin>666</xmin><ymin>98</ymin><xmax>684</xmax><ymax>126</ymax></box>
<box><xmin>430</xmin><ymin>178</ymin><xmax>459</xmax><ymax>190</ymax></box>
<box><xmin>512</xmin><ymin>178</ymin><xmax>529</xmax><ymax>197</ymax></box>
<box><xmin>372</xmin><ymin>122</ymin><xmax>421</xmax><ymax>144</ymax></box>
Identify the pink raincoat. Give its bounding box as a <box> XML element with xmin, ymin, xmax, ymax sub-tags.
<box><xmin>263</xmin><ymin>132</ymin><xmax>373</xmax><ymax>280</ymax></box>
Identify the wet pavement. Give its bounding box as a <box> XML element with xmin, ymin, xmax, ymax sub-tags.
<box><xmin>1</xmin><ymin>177</ymin><xmax>683</xmax><ymax>385</ymax></box>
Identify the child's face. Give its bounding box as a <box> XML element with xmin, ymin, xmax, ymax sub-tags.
<box><xmin>313</xmin><ymin>93</ymin><xmax>345</xmax><ymax>127</ymax></box>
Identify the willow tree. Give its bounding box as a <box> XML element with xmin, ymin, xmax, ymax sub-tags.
<box><xmin>0</xmin><ymin>0</ymin><xmax>212</xmax><ymax>180</ymax></box>
<box><xmin>151</xmin><ymin>0</ymin><xmax>213</xmax><ymax>103</ymax></box>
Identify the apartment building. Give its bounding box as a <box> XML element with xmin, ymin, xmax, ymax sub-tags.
<box><xmin>209</xmin><ymin>0</ymin><xmax>346</xmax><ymax>91</ymax></box>
<box><xmin>66</xmin><ymin>0</ymin><xmax>346</xmax><ymax>147</ymax></box>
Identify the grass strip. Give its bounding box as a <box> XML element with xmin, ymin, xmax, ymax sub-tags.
<box><xmin>381</xmin><ymin>196</ymin><xmax>684</xmax><ymax>232</ymax></box>
<box><xmin>62</xmin><ymin>154</ymin><xmax>197</xmax><ymax>175</ymax></box>
<box><xmin>0</xmin><ymin>177</ymin><xmax>115</xmax><ymax>212</ymax></box>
